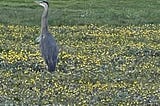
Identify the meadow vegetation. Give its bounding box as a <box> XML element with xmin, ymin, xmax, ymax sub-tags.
<box><xmin>1</xmin><ymin>0</ymin><xmax>160</xmax><ymax>26</ymax></box>
<box><xmin>0</xmin><ymin>0</ymin><xmax>160</xmax><ymax>105</ymax></box>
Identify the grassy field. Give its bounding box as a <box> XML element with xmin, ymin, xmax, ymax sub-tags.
<box><xmin>1</xmin><ymin>0</ymin><xmax>160</xmax><ymax>26</ymax></box>
<box><xmin>0</xmin><ymin>0</ymin><xmax>160</xmax><ymax>105</ymax></box>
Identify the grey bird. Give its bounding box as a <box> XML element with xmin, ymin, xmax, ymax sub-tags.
<box><xmin>35</xmin><ymin>0</ymin><xmax>59</xmax><ymax>72</ymax></box>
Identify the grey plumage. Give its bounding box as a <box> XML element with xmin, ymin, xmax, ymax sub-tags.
<box><xmin>35</xmin><ymin>0</ymin><xmax>58</xmax><ymax>72</ymax></box>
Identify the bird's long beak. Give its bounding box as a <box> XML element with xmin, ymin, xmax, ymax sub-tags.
<box><xmin>34</xmin><ymin>1</ymin><xmax>40</xmax><ymax>5</ymax></box>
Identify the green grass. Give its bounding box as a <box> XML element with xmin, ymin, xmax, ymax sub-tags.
<box><xmin>0</xmin><ymin>0</ymin><xmax>160</xmax><ymax>105</ymax></box>
<box><xmin>1</xmin><ymin>0</ymin><xmax>160</xmax><ymax>26</ymax></box>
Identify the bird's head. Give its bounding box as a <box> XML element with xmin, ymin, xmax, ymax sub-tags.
<box><xmin>35</xmin><ymin>0</ymin><xmax>49</xmax><ymax>8</ymax></box>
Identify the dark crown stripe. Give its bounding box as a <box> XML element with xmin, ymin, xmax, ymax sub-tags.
<box><xmin>43</xmin><ymin>1</ymin><xmax>49</xmax><ymax>6</ymax></box>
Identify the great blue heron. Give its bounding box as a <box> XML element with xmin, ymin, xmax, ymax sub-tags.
<box><xmin>35</xmin><ymin>0</ymin><xmax>59</xmax><ymax>72</ymax></box>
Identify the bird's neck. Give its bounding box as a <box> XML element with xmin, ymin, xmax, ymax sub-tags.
<box><xmin>41</xmin><ymin>6</ymin><xmax>49</xmax><ymax>34</ymax></box>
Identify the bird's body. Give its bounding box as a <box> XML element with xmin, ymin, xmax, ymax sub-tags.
<box><xmin>40</xmin><ymin>32</ymin><xmax>58</xmax><ymax>72</ymax></box>
<box><xmin>35</xmin><ymin>0</ymin><xmax>58</xmax><ymax>72</ymax></box>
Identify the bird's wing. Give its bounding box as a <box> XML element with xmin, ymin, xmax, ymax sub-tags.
<box><xmin>35</xmin><ymin>35</ymin><xmax>41</xmax><ymax>43</ymax></box>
